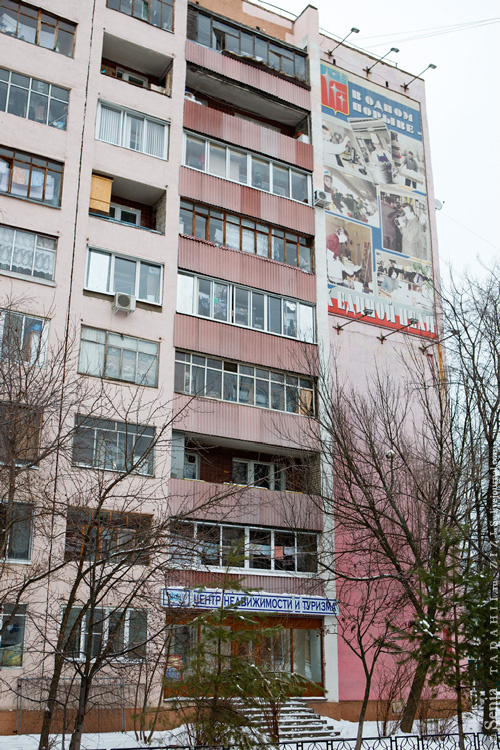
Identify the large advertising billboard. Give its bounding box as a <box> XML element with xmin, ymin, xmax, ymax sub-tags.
<box><xmin>321</xmin><ymin>62</ymin><xmax>436</xmax><ymax>338</ymax></box>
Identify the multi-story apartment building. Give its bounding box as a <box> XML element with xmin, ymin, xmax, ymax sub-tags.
<box><xmin>0</xmin><ymin>0</ymin><xmax>439</xmax><ymax>733</ymax></box>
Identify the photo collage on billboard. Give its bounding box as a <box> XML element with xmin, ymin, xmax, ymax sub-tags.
<box><xmin>321</xmin><ymin>62</ymin><xmax>435</xmax><ymax>337</ymax></box>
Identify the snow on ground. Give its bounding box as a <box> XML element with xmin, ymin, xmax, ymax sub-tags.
<box><xmin>0</xmin><ymin>712</ymin><xmax>486</xmax><ymax>750</ymax></box>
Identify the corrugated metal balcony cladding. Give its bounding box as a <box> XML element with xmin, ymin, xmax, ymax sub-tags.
<box><xmin>168</xmin><ymin>478</ymin><xmax>323</xmax><ymax>530</ymax></box>
<box><xmin>184</xmin><ymin>100</ymin><xmax>313</xmax><ymax>171</ymax></box>
<box><xmin>179</xmin><ymin>168</ymin><xmax>315</xmax><ymax>235</ymax></box>
<box><xmin>179</xmin><ymin>236</ymin><xmax>316</xmax><ymax>302</ymax></box>
<box><xmin>171</xmin><ymin>569</ymin><xmax>325</xmax><ymax>597</ymax></box>
<box><xmin>185</xmin><ymin>41</ymin><xmax>311</xmax><ymax>111</ymax></box>
<box><xmin>174</xmin><ymin>316</ymin><xmax>319</xmax><ymax>375</ymax></box>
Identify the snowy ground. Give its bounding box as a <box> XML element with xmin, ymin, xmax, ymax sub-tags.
<box><xmin>0</xmin><ymin>713</ymin><xmax>485</xmax><ymax>750</ymax></box>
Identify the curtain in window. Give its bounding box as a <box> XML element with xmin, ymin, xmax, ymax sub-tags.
<box><xmin>98</xmin><ymin>105</ymin><xmax>121</xmax><ymax>145</ymax></box>
<box><xmin>0</xmin><ymin>226</ymin><xmax>14</xmax><ymax>269</ymax></box>
<box><xmin>123</xmin><ymin>113</ymin><xmax>144</xmax><ymax>151</ymax></box>
<box><xmin>12</xmin><ymin>230</ymin><xmax>35</xmax><ymax>275</ymax></box>
<box><xmin>145</xmin><ymin>120</ymin><xmax>165</xmax><ymax>158</ymax></box>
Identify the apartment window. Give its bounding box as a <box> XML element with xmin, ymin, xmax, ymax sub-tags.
<box><xmin>0</xmin><ymin>2</ymin><xmax>76</xmax><ymax>57</ymax></box>
<box><xmin>0</xmin><ymin>310</ymin><xmax>46</xmax><ymax>364</ymax></box>
<box><xmin>175</xmin><ymin>350</ymin><xmax>314</xmax><ymax>415</ymax></box>
<box><xmin>72</xmin><ymin>416</ymin><xmax>155</xmax><ymax>476</ymax></box>
<box><xmin>0</xmin><ymin>147</ymin><xmax>63</xmax><ymax>206</ymax></box>
<box><xmin>65</xmin><ymin>508</ymin><xmax>152</xmax><ymax>564</ymax></box>
<box><xmin>107</xmin><ymin>0</ymin><xmax>173</xmax><ymax>32</ymax></box>
<box><xmin>85</xmin><ymin>248</ymin><xmax>163</xmax><ymax>305</ymax></box>
<box><xmin>79</xmin><ymin>327</ymin><xmax>159</xmax><ymax>387</ymax></box>
<box><xmin>187</xmin><ymin>7</ymin><xmax>306</xmax><ymax>82</ymax></box>
<box><xmin>0</xmin><ymin>225</ymin><xmax>56</xmax><ymax>280</ymax></box>
<box><xmin>96</xmin><ymin>102</ymin><xmax>169</xmax><ymax>159</ymax></box>
<box><xmin>0</xmin><ymin>68</ymin><xmax>68</xmax><ymax>129</ymax></box>
<box><xmin>184</xmin><ymin>134</ymin><xmax>311</xmax><ymax>204</ymax></box>
<box><xmin>177</xmin><ymin>273</ymin><xmax>315</xmax><ymax>342</ymax></box>
<box><xmin>109</xmin><ymin>203</ymin><xmax>141</xmax><ymax>226</ymax></box>
<box><xmin>170</xmin><ymin>520</ymin><xmax>318</xmax><ymax>573</ymax></box>
<box><xmin>183</xmin><ymin>451</ymin><xmax>199</xmax><ymax>480</ymax></box>
<box><xmin>0</xmin><ymin>604</ymin><xmax>26</xmax><ymax>667</ymax></box>
<box><xmin>232</xmin><ymin>459</ymin><xmax>285</xmax><ymax>491</ymax></box>
<box><xmin>179</xmin><ymin>200</ymin><xmax>313</xmax><ymax>272</ymax></box>
<box><xmin>63</xmin><ymin>607</ymin><xmax>147</xmax><ymax>660</ymax></box>
<box><xmin>0</xmin><ymin>503</ymin><xmax>32</xmax><ymax>561</ymax></box>
<box><xmin>0</xmin><ymin>403</ymin><xmax>41</xmax><ymax>466</ymax></box>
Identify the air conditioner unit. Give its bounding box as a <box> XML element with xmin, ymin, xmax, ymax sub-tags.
<box><xmin>314</xmin><ymin>190</ymin><xmax>330</xmax><ymax>208</ymax></box>
<box><xmin>113</xmin><ymin>292</ymin><xmax>136</xmax><ymax>314</ymax></box>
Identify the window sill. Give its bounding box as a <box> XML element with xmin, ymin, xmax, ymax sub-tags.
<box><xmin>83</xmin><ymin>289</ymin><xmax>162</xmax><ymax>312</ymax></box>
<box><xmin>169</xmin><ymin>563</ymin><xmax>318</xmax><ymax>578</ymax></box>
<box><xmin>1</xmin><ymin>558</ymin><xmax>32</xmax><ymax>565</ymax></box>
<box><xmin>0</xmin><ymin>191</ymin><xmax>61</xmax><ymax>209</ymax></box>
<box><xmin>95</xmin><ymin>138</ymin><xmax>168</xmax><ymax>161</ymax></box>
<box><xmin>0</xmin><ymin>269</ymin><xmax>56</xmax><ymax>287</ymax></box>
<box><xmin>77</xmin><ymin>369</ymin><xmax>158</xmax><ymax>389</ymax></box>
<box><xmin>72</xmin><ymin>461</ymin><xmax>154</xmax><ymax>478</ymax></box>
<box><xmin>89</xmin><ymin>212</ymin><xmax>164</xmax><ymax>235</ymax></box>
<box><xmin>173</xmin><ymin>390</ymin><xmax>314</xmax><ymax>417</ymax></box>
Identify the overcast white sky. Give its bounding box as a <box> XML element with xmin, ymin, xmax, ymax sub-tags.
<box><xmin>260</xmin><ymin>0</ymin><xmax>499</xmax><ymax>279</ymax></box>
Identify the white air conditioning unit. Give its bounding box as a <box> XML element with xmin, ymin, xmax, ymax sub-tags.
<box><xmin>314</xmin><ymin>190</ymin><xmax>330</xmax><ymax>208</ymax></box>
<box><xmin>113</xmin><ymin>292</ymin><xmax>136</xmax><ymax>314</ymax></box>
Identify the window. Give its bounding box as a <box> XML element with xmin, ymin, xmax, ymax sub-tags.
<box><xmin>183</xmin><ymin>451</ymin><xmax>199</xmax><ymax>480</ymax></box>
<box><xmin>232</xmin><ymin>459</ymin><xmax>285</xmax><ymax>490</ymax></box>
<box><xmin>0</xmin><ymin>146</ymin><xmax>63</xmax><ymax>206</ymax></box>
<box><xmin>0</xmin><ymin>604</ymin><xmax>26</xmax><ymax>667</ymax></box>
<box><xmin>184</xmin><ymin>134</ymin><xmax>311</xmax><ymax>204</ymax></box>
<box><xmin>85</xmin><ymin>248</ymin><xmax>163</xmax><ymax>305</ymax></box>
<box><xmin>65</xmin><ymin>508</ymin><xmax>152</xmax><ymax>564</ymax></box>
<box><xmin>106</xmin><ymin>0</ymin><xmax>173</xmax><ymax>32</ymax></box>
<box><xmin>179</xmin><ymin>200</ymin><xmax>313</xmax><ymax>272</ymax></box>
<box><xmin>0</xmin><ymin>310</ymin><xmax>46</xmax><ymax>364</ymax></box>
<box><xmin>0</xmin><ymin>68</ymin><xmax>69</xmax><ymax>129</ymax></box>
<box><xmin>72</xmin><ymin>416</ymin><xmax>155</xmax><ymax>475</ymax></box>
<box><xmin>0</xmin><ymin>2</ymin><xmax>76</xmax><ymax>57</ymax></box>
<box><xmin>175</xmin><ymin>351</ymin><xmax>314</xmax><ymax>415</ymax></box>
<box><xmin>0</xmin><ymin>502</ymin><xmax>32</xmax><ymax>561</ymax></box>
<box><xmin>109</xmin><ymin>203</ymin><xmax>141</xmax><ymax>226</ymax></box>
<box><xmin>170</xmin><ymin>520</ymin><xmax>318</xmax><ymax>573</ymax></box>
<box><xmin>0</xmin><ymin>225</ymin><xmax>56</xmax><ymax>280</ymax></box>
<box><xmin>187</xmin><ymin>8</ymin><xmax>306</xmax><ymax>82</ymax></box>
<box><xmin>63</xmin><ymin>607</ymin><xmax>147</xmax><ymax>660</ymax></box>
<box><xmin>177</xmin><ymin>273</ymin><xmax>315</xmax><ymax>342</ymax></box>
<box><xmin>96</xmin><ymin>102</ymin><xmax>169</xmax><ymax>159</ymax></box>
<box><xmin>79</xmin><ymin>327</ymin><xmax>159</xmax><ymax>387</ymax></box>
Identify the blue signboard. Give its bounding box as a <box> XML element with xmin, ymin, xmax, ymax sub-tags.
<box><xmin>161</xmin><ymin>588</ymin><xmax>338</xmax><ymax>616</ymax></box>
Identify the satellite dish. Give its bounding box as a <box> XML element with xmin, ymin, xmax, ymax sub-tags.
<box><xmin>435</xmin><ymin>199</ymin><xmax>444</xmax><ymax>211</ymax></box>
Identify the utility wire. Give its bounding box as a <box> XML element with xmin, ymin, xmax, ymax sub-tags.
<box><xmin>439</xmin><ymin>211</ymin><xmax>500</xmax><ymax>252</ymax></box>
<box><xmin>359</xmin><ymin>17</ymin><xmax>500</xmax><ymax>47</ymax></box>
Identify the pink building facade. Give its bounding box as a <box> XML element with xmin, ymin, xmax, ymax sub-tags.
<box><xmin>0</xmin><ymin>0</ymin><xmax>439</xmax><ymax>731</ymax></box>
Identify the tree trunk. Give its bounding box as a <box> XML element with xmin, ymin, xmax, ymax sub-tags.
<box><xmin>38</xmin><ymin>653</ymin><xmax>66</xmax><ymax>750</ymax></box>
<box><xmin>355</xmin><ymin>677</ymin><xmax>372</xmax><ymax>750</ymax></box>
<box><xmin>68</xmin><ymin>675</ymin><xmax>92</xmax><ymax>750</ymax></box>
<box><xmin>399</xmin><ymin>655</ymin><xmax>431</xmax><ymax>733</ymax></box>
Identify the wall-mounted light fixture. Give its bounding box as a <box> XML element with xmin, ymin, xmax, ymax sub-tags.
<box><xmin>335</xmin><ymin>307</ymin><xmax>373</xmax><ymax>334</ymax></box>
<box><xmin>378</xmin><ymin>317</ymin><xmax>419</xmax><ymax>343</ymax></box>
<box><xmin>327</xmin><ymin>27</ymin><xmax>360</xmax><ymax>58</ymax></box>
<box><xmin>364</xmin><ymin>47</ymin><xmax>399</xmax><ymax>75</ymax></box>
<box><xmin>402</xmin><ymin>63</ymin><xmax>436</xmax><ymax>91</ymax></box>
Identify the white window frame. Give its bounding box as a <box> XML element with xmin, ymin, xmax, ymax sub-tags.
<box><xmin>0</xmin><ymin>309</ymin><xmax>48</xmax><ymax>366</ymax></box>
<box><xmin>170</xmin><ymin>520</ymin><xmax>318</xmax><ymax>574</ymax></box>
<box><xmin>0</xmin><ymin>224</ymin><xmax>56</xmax><ymax>281</ymax></box>
<box><xmin>96</xmin><ymin>101</ymin><xmax>169</xmax><ymax>160</ymax></box>
<box><xmin>115</xmin><ymin>68</ymin><xmax>148</xmax><ymax>87</ymax></box>
<box><xmin>0</xmin><ymin>502</ymin><xmax>33</xmax><ymax>562</ymax></box>
<box><xmin>183</xmin><ymin>450</ymin><xmax>200</xmax><ymax>480</ymax></box>
<box><xmin>85</xmin><ymin>247</ymin><xmax>163</xmax><ymax>306</ymax></box>
<box><xmin>109</xmin><ymin>202</ymin><xmax>142</xmax><ymax>226</ymax></box>
<box><xmin>183</xmin><ymin>132</ymin><xmax>312</xmax><ymax>205</ymax></box>
<box><xmin>73</xmin><ymin>416</ymin><xmax>155</xmax><ymax>476</ymax></box>
<box><xmin>78</xmin><ymin>326</ymin><xmax>159</xmax><ymax>387</ymax></box>
<box><xmin>63</xmin><ymin>606</ymin><xmax>148</xmax><ymax>662</ymax></box>
<box><xmin>232</xmin><ymin>459</ymin><xmax>285</xmax><ymax>490</ymax></box>
<box><xmin>177</xmin><ymin>272</ymin><xmax>315</xmax><ymax>343</ymax></box>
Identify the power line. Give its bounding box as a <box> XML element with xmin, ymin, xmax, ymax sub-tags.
<box><xmin>358</xmin><ymin>17</ymin><xmax>500</xmax><ymax>47</ymax></box>
<box><xmin>439</xmin><ymin>211</ymin><xmax>500</xmax><ymax>252</ymax></box>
